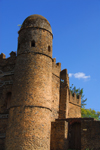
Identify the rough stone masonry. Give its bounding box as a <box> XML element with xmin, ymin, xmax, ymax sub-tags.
<box><xmin>0</xmin><ymin>14</ymin><xmax>100</xmax><ymax>150</ymax></box>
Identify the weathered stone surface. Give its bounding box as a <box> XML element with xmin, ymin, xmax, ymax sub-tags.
<box><xmin>0</xmin><ymin>14</ymin><xmax>100</xmax><ymax>150</ymax></box>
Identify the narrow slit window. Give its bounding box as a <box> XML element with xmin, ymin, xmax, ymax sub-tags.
<box><xmin>6</xmin><ymin>92</ymin><xmax>12</xmax><ymax>109</ymax></box>
<box><xmin>18</xmin><ymin>43</ymin><xmax>20</xmax><ymax>50</ymax></box>
<box><xmin>31</xmin><ymin>40</ymin><xmax>35</xmax><ymax>47</ymax></box>
<box><xmin>48</xmin><ymin>46</ymin><xmax>51</xmax><ymax>52</ymax></box>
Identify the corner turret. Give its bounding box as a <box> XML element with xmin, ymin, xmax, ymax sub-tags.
<box><xmin>5</xmin><ymin>14</ymin><xmax>53</xmax><ymax>150</ymax></box>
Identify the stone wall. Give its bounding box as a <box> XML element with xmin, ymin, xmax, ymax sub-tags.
<box><xmin>68</xmin><ymin>102</ymin><xmax>81</xmax><ymax>118</ymax></box>
<box><xmin>50</xmin><ymin>118</ymin><xmax>100</xmax><ymax>150</ymax></box>
<box><xmin>68</xmin><ymin>90</ymin><xmax>81</xmax><ymax>118</ymax></box>
<box><xmin>81</xmin><ymin>119</ymin><xmax>100</xmax><ymax>150</ymax></box>
<box><xmin>0</xmin><ymin>52</ymin><xmax>16</xmax><ymax>150</ymax></box>
<box><xmin>59</xmin><ymin>69</ymin><xmax>81</xmax><ymax>119</ymax></box>
<box><xmin>0</xmin><ymin>52</ymin><xmax>16</xmax><ymax>113</ymax></box>
<box><xmin>51</xmin><ymin>120</ymin><xmax>68</xmax><ymax>150</ymax></box>
<box><xmin>0</xmin><ymin>115</ymin><xmax>8</xmax><ymax>150</ymax></box>
<box><xmin>52</xmin><ymin>58</ymin><xmax>61</xmax><ymax>121</ymax></box>
<box><xmin>59</xmin><ymin>69</ymin><xmax>69</xmax><ymax>119</ymax></box>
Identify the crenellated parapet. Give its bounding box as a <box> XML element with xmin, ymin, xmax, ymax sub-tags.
<box><xmin>0</xmin><ymin>51</ymin><xmax>16</xmax><ymax>68</ymax></box>
<box><xmin>69</xmin><ymin>90</ymin><xmax>81</xmax><ymax>106</ymax></box>
<box><xmin>0</xmin><ymin>51</ymin><xmax>16</xmax><ymax>88</ymax></box>
<box><xmin>0</xmin><ymin>53</ymin><xmax>6</xmax><ymax>59</ymax></box>
<box><xmin>9</xmin><ymin>51</ymin><xmax>16</xmax><ymax>57</ymax></box>
<box><xmin>52</xmin><ymin>58</ymin><xmax>61</xmax><ymax>77</ymax></box>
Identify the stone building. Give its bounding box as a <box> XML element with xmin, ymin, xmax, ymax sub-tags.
<box><xmin>0</xmin><ymin>14</ymin><xmax>100</xmax><ymax>150</ymax></box>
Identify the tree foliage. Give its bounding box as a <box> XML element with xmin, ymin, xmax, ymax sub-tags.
<box><xmin>81</xmin><ymin>108</ymin><xmax>100</xmax><ymax>120</ymax></box>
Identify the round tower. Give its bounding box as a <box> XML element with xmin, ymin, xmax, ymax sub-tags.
<box><xmin>5</xmin><ymin>15</ymin><xmax>53</xmax><ymax>150</ymax></box>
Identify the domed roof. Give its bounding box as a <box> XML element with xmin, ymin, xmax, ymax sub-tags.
<box><xmin>20</xmin><ymin>14</ymin><xmax>52</xmax><ymax>34</ymax></box>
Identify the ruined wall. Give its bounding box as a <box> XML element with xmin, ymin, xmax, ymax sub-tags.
<box><xmin>52</xmin><ymin>58</ymin><xmax>61</xmax><ymax>121</ymax></box>
<box><xmin>58</xmin><ymin>68</ymin><xmax>81</xmax><ymax>119</ymax></box>
<box><xmin>59</xmin><ymin>69</ymin><xmax>69</xmax><ymax>119</ymax></box>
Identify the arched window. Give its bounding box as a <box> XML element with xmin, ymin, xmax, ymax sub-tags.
<box><xmin>6</xmin><ymin>92</ymin><xmax>12</xmax><ymax>109</ymax></box>
<box><xmin>31</xmin><ymin>40</ymin><xmax>35</xmax><ymax>47</ymax></box>
<box><xmin>48</xmin><ymin>46</ymin><xmax>51</xmax><ymax>52</ymax></box>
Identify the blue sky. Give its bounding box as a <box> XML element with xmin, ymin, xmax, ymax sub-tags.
<box><xmin>0</xmin><ymin>0</ymin><xmax>100</xmax><ymax>111</ymax></box>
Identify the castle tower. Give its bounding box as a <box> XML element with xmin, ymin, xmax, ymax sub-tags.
<box><xmin>5</xmin><ymin>15</ymin><xmax>53</xmax><ymax>150</ymax></box>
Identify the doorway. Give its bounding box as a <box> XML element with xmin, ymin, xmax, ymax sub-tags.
<box><xmin>68</xmin><ymin>122</ymin><xmax>81</xmax><ymax>150</ymax></box>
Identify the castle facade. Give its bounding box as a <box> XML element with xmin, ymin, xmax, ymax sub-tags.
<box><xmin>0</xmin><ymin>14</ymin><xmax>100</xmax><ymax>150</ymax></box>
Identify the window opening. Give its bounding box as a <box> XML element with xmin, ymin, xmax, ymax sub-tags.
<box><xmin>48</xmin><ymin>46</ymin><xmax>51</xmax><ymax>52</ymax></box>
<box><xmin>18</xmin><ymin>43</ymin><xmax>20</xmax><ymax>50</ymax></box>
<box><xmin>61</xmin><ymin>79</ymin><xmax>64</xmax><ymax>83</ymax></box>
<box><xmin>31</xmin><ymin>40</ymin><xmax>35</xmax><ymax>47</ymax></box>
<box><xmin>6</xmin><ymin>92</ymin><xmax>12</xmax><ymax>109</ymax></box>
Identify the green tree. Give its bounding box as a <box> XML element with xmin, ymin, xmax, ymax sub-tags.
<box><xmin>81</xmin><ymin>108</ymin><xmax>100</xmax><ymax>120</ymax></box>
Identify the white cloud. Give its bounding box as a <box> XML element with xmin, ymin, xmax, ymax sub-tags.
<box><xmin>69</xmin><ymin>73</ymin><xmax>73</xmax><ymax>77</ymax></box>
<box><xmin>69</xmin><ymin>72</ymin><xmax>90</xmax><ymax>79</ymax></box>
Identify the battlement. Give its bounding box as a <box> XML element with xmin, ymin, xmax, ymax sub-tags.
<box><xmin>9</xmin><ymin>51</ymin><xmax>16</xmax><ymax>57</ymax></box>
<box><xmin>0</xmin><ymin>52</ymin><xmax>16</xmax><ymax>60</ymax></box>
<box><xmin>0</xmin><ymin>51</ymin><xmax>16</xmax><ymax>67</ymax></box>
<box><xmin>69</xmin><ymin>90</ymin><xmax>81</xmax><ymax>106</ymax></box>
<box><xmin>52</xmin><ymin>58</ymin><xmax>61</xmax><ymax>77</ymax></box>
<box><xmin>0</xmin><ymin>53</ymin><xmax>6</xmax><ymax>59</ymax></box>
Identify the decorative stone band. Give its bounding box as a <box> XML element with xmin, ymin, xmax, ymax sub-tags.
<box><xmin>9</xmin><ymin>105</ymin><xmax>52</xmax><ymax>112</ymax></box>
<box><xmin>52</xmin><ymin>73</ymin><xmax>60</xmax><ymax>79</ymax></box>
<box><xmin>69</xmin><ymin>101</ymin><xmax>81</xmax><ymax>107</ymax></box>
<box><xmin>0</xmin><ymin>80</ymin><xmax>13</xmax><ymax>87</ymax></box>
<box><xmin>0</xmin><ymin>133</ymin><xmax>6</xmax><ymax>138</ymax></box>
<box><xmin>0</xmin><ymin>70</ymin><xmax>14</xmax><ymax>78</ymax></box>
<box><xmin>17</xmin><ymin>51</ymin><xmax>52</xmax><ymax>60</ymax></box>
<box><xmin>0</xmin><ymin>114</ymin><xmax>9</xmax><ymax>119</ymax></box>
<box><xmin>18</xmin><ymin>27</ymin><xmax>53</xmax><ymax>37</ymax></box>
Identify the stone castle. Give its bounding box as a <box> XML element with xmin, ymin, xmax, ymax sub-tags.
<box><xmin>0</xmin><ymin>14</ymin><xmax>100</xmax><ymax>150</ymax></box>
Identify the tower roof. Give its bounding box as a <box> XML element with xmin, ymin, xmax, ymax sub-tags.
<box><xmin>20</xmin><ymin>14</ymin><xmax>52</xmax><ymax>34</ymax></box>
